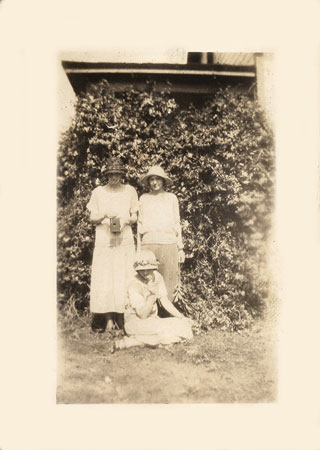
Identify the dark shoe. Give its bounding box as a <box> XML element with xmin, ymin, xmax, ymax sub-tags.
<box><xmin>110</xmin><ymin>342</ymin><xmax>117</xmax><ymax>354</ymax></box>
<box><xmin>113</xmin><ymin>313</ymin><xmax>125</xmax><ymax>330</ymax></box>
<box><xmin>91</xmin><ymin>326</ymin><xmax>105</xmax><ymax>334</ymax></box>
<box><xmin>91</xmin><ymin>313</ymin><xmax>107</xmax><ymax>333</ymax></box>
<box><xmin>111</xmin><ymin>340</ymin><xmax>123</xmax><ymax>354</ymax></box>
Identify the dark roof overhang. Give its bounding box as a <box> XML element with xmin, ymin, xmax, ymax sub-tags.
<box><xmin>62</xmin><ymin>61</ymin><xmax>256</xmax><ymax>97</ymax></box>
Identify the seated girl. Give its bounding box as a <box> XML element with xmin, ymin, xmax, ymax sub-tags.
<box><xmin>112</xmin><ymin>250</ymin><xmax>193</xmax><ymax>352</ymax></box>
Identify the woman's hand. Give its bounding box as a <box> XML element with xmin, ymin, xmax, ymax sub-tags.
<box><xmin>90</xmin><ymin>211</ymin><xmax>111</xmax><ymax>226</ymax></box>
<box><xmin>118</xmin><ymin>213</ymin><xmax>137</xmax><ymax>229</ymax></box>
<box><xmin>178</xmin><ymin>249</ymin><xmax>185</xmax><ymax>263</ymax></box>
<box><xmin>128</xmin><ymin>212</ymin><xmax>137</xmax><ymax>225</ymax></box>
<box><xmin>114</xmin><ymin>214</ymin><xmax>133</xmax><ymax>230</ymax></box>
<box><xmin>102</xmin><ymin>215</ymin><xmax>126</xmax><ymax>230</ymax></box>
<box><xmin>136</xmin><ymin>293</ymin><xmax>158</xmax><ymax>319</ymax></box>
<box><xmin>148</xmin><ymin>293</ymin><xmax>158</xmax><ymax>304</ymax></box>
<box><xmin>175</xmin><ymin>312</ymin><xmax>193</xmax><ymax>325</ymax></box>
<box><xmin>181</xmin><ymin>316</ymin><xmax>194</xmax><ymax>326</ymax></box>
<box><xmin>100</xmin><ymin>211</ymin><xmax>117</xmax><ymax>224</ymax></box>
<box><xmin>146</xmin><ymin>283</ymin><xmax>157</xmax><ymax>296</ymax></box>
<box><xmin>119</xmin><ymin>216</ymin><xmax>131</xmax><ymax>231</ymax></box>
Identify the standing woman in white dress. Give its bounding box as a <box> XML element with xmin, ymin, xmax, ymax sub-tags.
<box><xmin>137</xmin><ymin>166</ymin><xmax>185</xmax><ymax>309</ymax></box>
<box><xmin>87</xmin><ymin>157</ymin><xmax>138</xmax><ymax>332</ymax></box>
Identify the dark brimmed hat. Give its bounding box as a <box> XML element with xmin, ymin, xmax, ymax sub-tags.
<box><xmin>105</xmin><ymin>157</ymin><xmax>126</xmax><ymax>175</ymax></box>
<box><xmin>138</xmin><ymin>165</ymin><xmax>172</xmax><ymax>188</ymax></box>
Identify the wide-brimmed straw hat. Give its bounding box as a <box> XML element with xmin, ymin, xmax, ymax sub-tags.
<box><xmin>134</xmin><ymin>250</ymin><xmax>159</xmax><ymax>271</ymax></box>
<box><xmin>138</xmin><ymin>165</ymin><xmax>173</xmax><ymax>188</ymax></box>
<box><xmin>105</xmin><ymin>157</ymin><xmax>126</xmax><ymax>175</ymax></box>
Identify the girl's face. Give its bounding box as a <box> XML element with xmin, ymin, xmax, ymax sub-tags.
<box><xmin>138</xmin><ymin>269</ymin><xmax>155</xmax><ymax>282</ymax></box>
<box><xmin>149</xmin><ymin>175</ymin><xmax>164</xmax><ymax>192</ymax></box>
<box><xmin>108</xmin><ymin>172</ymin><xmax>122</xmax><ymax>186</ymax></box>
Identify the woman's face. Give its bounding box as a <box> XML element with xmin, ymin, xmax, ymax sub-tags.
<box><xmin>108</xmin><ymin>172</ymin><xmax>122</xmax><ymax>186</ymax></box>
<box><xmin>138</xmin><ymin>269</ymin><xmax>155</xmax><ymax>282</ymax></box>
<box><xmin>149</xmin><ymin>175</ymin><xmax>164</xmax><ymax>192</ymax></box>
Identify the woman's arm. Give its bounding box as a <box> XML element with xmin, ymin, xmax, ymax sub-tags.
<box><xmin>128</xmin><ymin>282</ymin><xmax>158</xmax><ymax>320</ymax></box>
<box><xmin>128</xmin><ymin>186</ymin><xmax>138</xmax><ymax>226</ymax></box>
<box><xmin>156</xmin><ymin>274</ymin><xmax>183</xmax><ymax>318</ymax></box>
<box><xmin>89</xmin><ymin>211</ymin><xmax>109</xmax><ymax>225</ymax></box>
<box><xmin>117</xmin><ymin>212</ymin><xmax>137</xmax><ymax>232</ymax></box>
<box><xmin>161</xmin><ymin>295</ymin><xmax>192</xmax><ymax>325</ymax></box>
<box><xmin>133</xmin><ymin>293</ymin><xmax>157</xmax><ymax>319</ymax></box>
<box><xmin>136</xmin><ymin>218</ymin><xmax>142</xmax><ymax>252</ymax></box>
<box><xmin>136</xmin><ymin>198</ymin><xmax>143</xmax><ymax>251</ymax></box>
<box><xmin>172</xmin><ymin>195</ymin><xmax>185</xmax><ymax>263</ymax></box>
<box><xmin>128</xmin><ymin>212</ymin><xmax>137</xmax><ymax>225</ymax></box>
<box><xmin>160</xmin><ymin>295</ymin><xmax>184</xmax><ymax>318</ymax></box>
<box><xmin>87</xmin><ymin>188</ymin><xmax>118</xmax><ymax>225</ymax></box>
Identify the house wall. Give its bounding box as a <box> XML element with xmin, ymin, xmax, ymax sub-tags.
<box><xmin>60</xmin><ymin>49</ymin><xmax>188</xmax><ymax>64</ymax></box>
<box><xmin>214</xmin><ymin>52</ymin><xmax>255</xmax><ymax>66</ymax></box>
<box><xmin>58</xmin><ymin>52</ymin><xmax>274</xmax><ymax>133</ymax></box>
<box><xmin>58</xmin><ymin>61</ymin><xmax>77</xmax><ymax>134</ymax></box>
<box><xmin>255</xmin><ymin>53</ymin><xmax>274</xmax><ymax>124</ymax></box>
<box><xmin>58</xmin><ymin>49</ymin><xmax>187</xmax><ymax>133</ymax></box>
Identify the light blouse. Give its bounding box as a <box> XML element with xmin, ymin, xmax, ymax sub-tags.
<box><xmin>125</xmin><ymin>271</ymin><xmax>168</xmax><ymax>319</ymax></box>
<box><xmin>87</xmin><ymin>184</ymin><xmax>138</xmax><ymax>247</ymax></box>
<box><xmin>138</xmin><ymin>192</ymin><xmax>183</xmax><ymax>249</ymax></box>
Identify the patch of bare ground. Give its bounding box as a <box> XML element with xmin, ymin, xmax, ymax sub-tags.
<box><xmin>57</xmin><ymin>316</ymin><xmax>277</xmax><ymax>404</ymax></box>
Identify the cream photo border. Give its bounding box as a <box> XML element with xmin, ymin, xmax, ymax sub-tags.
<box><xmin>1</xmin><ymin>0</ymin><xmax>320</xmax><ymax>449</ymax></box>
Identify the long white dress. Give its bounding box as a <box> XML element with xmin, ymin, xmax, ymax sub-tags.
<box><xmin>87</xmin><ymin>184</ymin><xmax>138</xmax><ymax>314</ymax></box>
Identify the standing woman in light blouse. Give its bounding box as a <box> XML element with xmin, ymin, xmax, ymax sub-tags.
<box><xmin>87</xmin><ymin>157</ymin><xmax>138</xmax><ymax>333</ymax></box>
<box><xmin>137</xmin><ymin>166</ymin><xmax>185</xmax><ymax>306</ymax></box>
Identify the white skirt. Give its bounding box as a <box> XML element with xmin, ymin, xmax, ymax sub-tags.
<box><xmin>124</xmin><ymin>316</ymin><xmax>193</xmax><ymax>345</ymax></box>
<box><xmin>90</xmin><ymin>242</ymin><xmax>135</xmax><ymax>313</ymax></box>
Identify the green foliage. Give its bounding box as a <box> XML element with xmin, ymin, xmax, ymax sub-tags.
<box><xmin>58</xmin><ymin>79</ymin><xmax>274</xmax><ymax>331</ymax></box>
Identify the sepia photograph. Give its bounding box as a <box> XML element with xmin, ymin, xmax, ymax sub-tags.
<box><xmin>1</xmin><ymin>0</ymin><xmax>320</xmax><ymax>449</ymax></box>
<box><xmin>57</xmin><ymin>50</ymin><xmax>277</xmax><ymax>404</ymax></box>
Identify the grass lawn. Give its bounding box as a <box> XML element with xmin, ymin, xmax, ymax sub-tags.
<box><xmin>57</xmin><ymin>315</ymin><xmax>277</xmax><ymax>404</ymax></box>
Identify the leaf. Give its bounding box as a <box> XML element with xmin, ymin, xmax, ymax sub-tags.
<box><xmin>58</xmin><ymin>81</ymin><xmax>274</xmax><ymax>331</ymax></box>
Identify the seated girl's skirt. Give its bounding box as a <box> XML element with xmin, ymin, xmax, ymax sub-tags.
<box><xmin>124</xmin><ymin>316</ymin><xmax>193</xmax><ymax>346</ymax></box>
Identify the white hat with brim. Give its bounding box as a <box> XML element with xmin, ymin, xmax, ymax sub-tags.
<box><xmin>138</xmin><ymin>165</ymin><xmax>173</xmax><ymax>188</ymax></box>
<box><xmin>134</xmin><ymin>250</ymin><xmax>159</xmax><ymax>271</ymax></box>
<box><xmin>135</xmin><ymin>263</ymin><xmax>158</xmax><ymax>271</ymax></box>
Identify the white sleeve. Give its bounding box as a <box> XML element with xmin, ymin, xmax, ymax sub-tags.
<box><xmin>129</xmin><ymin>185</ymin><xmax>139</xmax><ymax>214</ymax></box>
<box><xmin>157</xmin><ymin>273</ymin><xmax>169</xmax><ymax>301</ymax></box>
<box><xmin>172</xmin><ymin>194</ymin><xmax>183</xmax><ymax>249</ymax></box>
<box><xmin>137</xmin><ymin>196</ymin><xmax>144</xmax><ymax>235</ymax></box>
<box><xmin>128</xmin><ymin>286</ymin><xmax>145</xmax><ymax>310</ymax></box>
<box><xmin>86</xmin><ymin>188</ymin><xmax>100</xmax><ymax>215</ymax></box>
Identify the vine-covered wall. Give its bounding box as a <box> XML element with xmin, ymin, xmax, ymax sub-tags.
<box><xmin>57</xmin><ymin>79</ymin><xmax>274</xmax><ymax>331</ymax></box>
